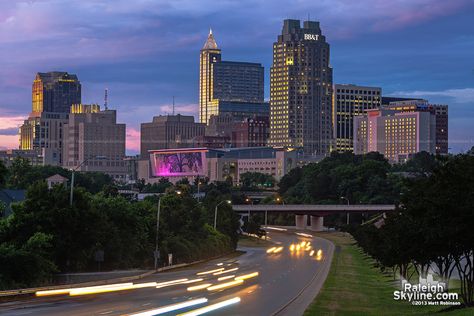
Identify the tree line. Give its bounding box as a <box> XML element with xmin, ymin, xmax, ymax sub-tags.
<box><xmin>0</xmin><ymin>158</ymin><xmax>239</xmax><ymax>290</ymax></box>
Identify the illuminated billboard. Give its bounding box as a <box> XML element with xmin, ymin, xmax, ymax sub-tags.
<box><xmin>149</xmin><ymin>148</ymin><xmax>207</xmax><ymax>177</ymax></box>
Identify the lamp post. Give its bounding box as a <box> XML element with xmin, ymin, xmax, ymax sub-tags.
<box><xmin>154</xmin><ymin>197</ymin><xmax>162</xmax><ymax>270</ymax></box>
<box><xmin>340</xmin><ymin>196</ymin><xmax>350</xmax><ymax>225</ymax></box>
<box><xmin>70</xmin><ymin>155</ymin><xmax>107</xmax><ymax>206</ymax></box>
<box><xmin>214</xmin><ymin>200</ymin><xmax>231</xmax><ymax>230</ymax></box>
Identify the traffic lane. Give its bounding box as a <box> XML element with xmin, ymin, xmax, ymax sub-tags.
<box><xmin>0</xmin><ymin>256</ymin><xmax>247</xmax><ymax>316</ymax></box>
<box><xmin>0</xmin><ymin>231</ymin><xmax>332</xmax><ymax>316</ymax></box>
<box><xmin>215</xmin><ymin>231</ymin><xmax>333</xmax><ymax>315</ymax></box>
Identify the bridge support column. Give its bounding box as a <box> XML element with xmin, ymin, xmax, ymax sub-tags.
<box><xmin>310</xmin><ymin>216</ymin><xmax>324</xmax><ymax>231</ymax></box>
<box><xmin>295</xmin><ymin>215</ymin><xmax>307</xmax><ymax>229</ymax></box>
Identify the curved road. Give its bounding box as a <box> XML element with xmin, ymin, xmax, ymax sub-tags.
<box><xmin>0</xmin><ymin>229</ymin><xmax>334</xmax><ymax>316</ymax></box>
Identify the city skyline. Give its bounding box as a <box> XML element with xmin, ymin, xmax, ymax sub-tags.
<box><xmin>1</xmin><ymin>0</ymin><xmax>474</xmax><ymax>154</ymax></box>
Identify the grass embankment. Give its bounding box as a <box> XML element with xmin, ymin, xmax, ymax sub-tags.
<box><xmin>304</xmin><ymin>232</ymin><xmax>473</xmax><ymax>316</ymax></box>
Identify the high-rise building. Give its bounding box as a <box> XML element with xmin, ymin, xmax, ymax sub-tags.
<box><xmin>19</xmin><ymin>112</ymin><xmax>69</xmax><ymax>165</ymax></box>
<box><xmin>32</xmin><ymin>72</ymin><xmax>81</xmax><ymax>116</ymax></box>
<box><xmin>383</xmin><ymin>99</ymin><xmax>448</xmax><ymax>155</ymax></box>
<box><xmin>333</xmin><ymin>84</ymin><xmax>381</xmax><ymax>152</ymax></box>
<box><xmin>269</xmin><ymin>19</ymin><xmax>333</xmax><ymax>155</ymax></box>
<box><xmin>353</xmin><ymin>109</ymin><xmax>436</xmax><ymax>163</ymax></box>
<box><xmin>140</xmin><ymin>114</ymin><xmax>205</xmax><ymax>159</ymax></box>
<box><xmin>199</xmin><ymin>30</ymin><xmax>266</xmax><ymax>124</ymax></box>
<box><xmin>62</xmin><ymin>106</ymin><xmax>127</xmax><ymax>180</ymax></box>
<box><xmin>231</xmin><ymin>116</ymin><xmax>270</xmax><ymax>148</ymax></box>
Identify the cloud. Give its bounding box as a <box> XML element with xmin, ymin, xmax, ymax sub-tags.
<box><xmin>126</xmin><ymin>126</ymin><xmax>140</xmax><ymax>154</ymax></box>
<box><xmin>159</xmin><ymin>103</ymin><xmax>198</xmax><ymax>115</ymax></box>
<box><xmin>0</xmin><ymin>135</ymin><xmax>19</xmax><ymax>150</ymax></box>
<box><xmin>391</xmin><ymin>88</ymin><xmax>474</xmax><ymax>104</ymax></box>
<box><xmin>0</xmin><ymin>115</ymin><xmax>26</xmax><ymax>130</ymax></box>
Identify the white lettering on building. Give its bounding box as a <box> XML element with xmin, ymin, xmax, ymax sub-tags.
<box><xmin>304</xmin><ymin>34</ymin><xmax>319</xmax><ymax>41</ymax></box>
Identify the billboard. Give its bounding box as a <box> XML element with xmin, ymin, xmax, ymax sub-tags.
<box><xmin>150</xmin><ymin>149</ymin><xmax>207</xmax><ymax>177</ymax></box>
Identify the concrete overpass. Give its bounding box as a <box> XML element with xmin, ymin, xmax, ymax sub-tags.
<box><xmin>232</xmin><ymin>204</ymin><xmax>396</xmax><ymax>231</ymax></box>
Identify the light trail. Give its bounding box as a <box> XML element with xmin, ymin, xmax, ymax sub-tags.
<box><xmin>309</xmin><ymin>250</ymin><xmax>315</xmax><ymax>256</ymax></box>
<box><xmin>207</xmin><ymin>279</ymin><xmax>243</xmax><ymax>291</ymax></box>
<box><xmin>217</xmin><ymin>275</ymin><xmax>235</xmax><ymax>281</ymax></box>
<box><xmin>296</xmin><ymin>232</ymin><xmax>313</xmax><ymax>238</ymax></box>
<box><xmin>177</xmin><ymin>297</ymin><xmax>241</xmax><ymax>316</ymax></box>
<box><xmin>187</xmin><ymin>284</ymin><xmax>212</xmax><ymax>291</ymax></box>
<box><xmin>129</xmin><ymin>298</ymin><xmax>208</xmax><ymax>316</ymax></box>
<box><xmin>266</xmin><ymin>247</ymin><xmax>277</xmax><ymax>253</ymax></box>
<box><xmin>234</xmin><ymin>272</ymin><xmax>259</xmax><ymax>281</ymax></box>
<box><xmin>213</xmin><ymin>267</ymin><xmax>239</xmax><ymax>275</ymax></box>
<box><xmin>196</xmin><ymin>268</ymin><xmax>224</xmax><ymax>275</ymax></box>
<box><xmin>264</xmin><ymin>226</ymin><xmax>287</xmax><ymax>231</ymax></box>
<box><xmin>35</xmin><ymin>283</ymin><xmax>133</xmax><ymax>297</ymax></box>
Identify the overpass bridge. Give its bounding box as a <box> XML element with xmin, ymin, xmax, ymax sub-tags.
<box><xmin>232</xmin><ymin>204</ymin><xmax>396</xmax><ymax>231</ymax></box>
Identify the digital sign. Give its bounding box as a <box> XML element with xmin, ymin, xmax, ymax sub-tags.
<box><xmin>149</xmin><ymin>149</ymin><xmax>207</xmax><ymax>177</ymax></box>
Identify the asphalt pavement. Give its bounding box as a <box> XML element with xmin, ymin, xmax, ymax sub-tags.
<box><xmin>0</xmin><ymin>229</ymin><xmax>334</xmax><ymax>316</ymax></box>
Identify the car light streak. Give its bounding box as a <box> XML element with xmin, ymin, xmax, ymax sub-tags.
<box><xmin>129</xmin><ymin>298</ymin><xmax>208</xmax><ymax>316</ymax></box>
<box><xmin>213</xmin><ymin>268</ymin><xmax>238</xmax><ymax>275</ymax></box>
<box><xmin>272</xmin><ymin>246</ymin><xmax>283</xmax><ymax>253</ymax></box>
<box><xmin>266</xmin><ymin>247</ymin><xmax>277</xmax><ymax>253</ymax></box>
<box><xmin>296</xmin><ymin>232</ymin><xmax>313</xmax><ymax>238</ymax></box>
<box><xmin>264</xmin><ymin>226</ymin><xmax>287</xmax><ymax>231</ymax></box>
<box><xmin>187</xmin><ymin>284</ymin><xmax>212</xmax><ymax>291</ymax></box>
<box><xmin>206</xmin><ymin>279</ymin><xmax>243</xmax><ymax>291</ymax></box>
<box><xmin>69</xmin><ymin>284</ymin><xmax>136</xmax><ymax>296</ymax></box>
<box><xmin>156</xmin><ymin>278</ymin><xmax>198</xmax><ymax>288</ymax></box>
<box><xmin>217</xmin><ymin>275</ymin><xmax>235</xmax><ymax>281</ymax></box>
<box><xmin>234</xmin><ymin>272</ymin><xmax>259</xmax><ymax>281</ymax></box>
<box><xmin>35</xmin><ymin>283</ymin><xmax>134</xmax><ymax>297</ymax></box>
<box><xmin>309</xmin><ymin>250</ymin><xmax>315</xmax><ymax>256</ymax></box>
<box><xmin>290</xmin><ymin>244</ymin><xmax>295</xmax><ymax>251</ymax></box>
<box><xmin>177</xmin><ymin>297</ymin><xmax>241</xmax><ymax>316</ymax></box>
<box><xmin>197</xmin><ymin>268</ymin><xmax>224</xmax><ymax>275</ymax></box>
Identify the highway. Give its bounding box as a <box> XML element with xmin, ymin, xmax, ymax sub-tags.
<box><xmin>0</xmin><ymin>229</ymin><xmax>334</xmax><ymax>316</ymax></box>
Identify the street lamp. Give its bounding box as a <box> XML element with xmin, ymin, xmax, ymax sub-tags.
<box><xmin>340</xmin><ymin>196</ymin><xmax>350</xmax><ymax>225</ymax></box>
<box><xmin>70</xmin><ymin>155</ymin><xmax>107</xmax><ymax>206</ymax></box>
<box><xmin>214</xmin><ymin>200</ymin><xmax>231</xmax><ymax>230</ymax></box>
<box><xmin>154</xmin><ymin>196</ymin><xmax>162</xmax><ymax>270</ymax></box>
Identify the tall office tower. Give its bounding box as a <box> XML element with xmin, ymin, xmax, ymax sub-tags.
<box><xmin>333</xmin><ymin>84</ymin><xmax>381</xmax><ymax>152</ymax></box>
<box><xmin>62</xmin><ymin>107</ymin><xmax>127</xmax><ymax>180</ymax></box>
<box><xmin>269</xmin><ymin>19</ymin><xmax>333</xmax><ymax>155</ymax></box>
<box><xmin>31</xmin><ymin>72</ymin><xmax>81</xmax><ymax>116</ymax></box>
<box><xmin>140</xmin><ymin>114</ymin><xmax>206</xmax><ymax>159</ymax></box>
<box><xmin>199</xmin><ymin>30</ymin><xmax>265</xmax><ymax>124</ymax></box>
<box><xmin>353</xmin><ymin>109</ymin><xmax>436</xmax><ymax>163</ymax></box>
<box><xmin>384</xmin><ymin>99</ymin><xmax>448</xmax><ymax>155</ymax></box>
<box><xmin>231</xmin><ymin>116</ymin><xmax>270</xmax><ymax>148</ymax></box>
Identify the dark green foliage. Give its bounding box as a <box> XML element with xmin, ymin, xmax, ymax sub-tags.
<box><xmin>240</xmin><ymin>172</ymin><xmax>275</xmax><ymax>190</ymax></box>
<box><xmin>0</xmin><ymin>181</ymin><xmax>238</xmax><ymax>289</ymax></box>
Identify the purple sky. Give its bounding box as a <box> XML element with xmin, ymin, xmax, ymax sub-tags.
<box><xmin>1</xmin><ymin>0</ymin><xmax>474</xmax><ymax>154</ymax></box>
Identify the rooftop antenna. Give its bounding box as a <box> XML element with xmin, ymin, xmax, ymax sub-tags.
<box><xmin>104</xmin><ymin>88</ymin><xmax>108</xmax><ymax>110</ymax></box>
<box><xmin>172</xmin><ymin>96</ymin><xmax>175</xmax><ymax>115</ymax></box>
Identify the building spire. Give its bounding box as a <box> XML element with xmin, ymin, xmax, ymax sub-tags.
<box><xmin>202</xmin><ymin>28</ymin><xmax>218</xmax><ymax>50</ymax></box>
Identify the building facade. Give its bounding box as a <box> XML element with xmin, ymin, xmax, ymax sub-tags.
<box><xmin>32</xmin><ymin>72</ymin><xmax>81</xmax><ymax>116</ymax></box>
<box><xmin>199</xmin><ymin>30</ymin><xmax>266</xmax><ymax>124</ymax></box>
<box><xmin>333</xmin><ymin>84</ymin><xmax>381</xmax><ymax>152</ymax></box>
<box><xmin>384</xmin><ymin>99</ymin><xmax>448</xmax><ymax>155</ymax></box>
<box><xmin>140</xmin><ymin>114</ymin><xmax>205</xmax><ymax>159</ymax></box>
<box><xmin>354</xmin><ymin>109</ymin><xmax>436</xmax><ymax>163</ymax></box>
<box><xmin>231</xmin><ymin>116</ymin><xmax>270</xmax><ymax>148</ymax></box>
<box><xmin>62</xmin><ymin>108</ymin><xmax>127</xmax><ymax>180</ymax></box>
<box><xmin>19</xmin><ymin>112</ymin><xmax>69</xmax><ymax>165</ymax></box>
<box><xmin>269</xmin><ymin>19</ymin><xmax>333</xmax><ymax>156</ymax></box>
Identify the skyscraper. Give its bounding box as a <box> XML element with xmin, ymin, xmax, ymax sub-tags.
<box><xmin>62</xmin><ymin>106</ymin><xmax>127</xmax><ymax>180</ymax></box>
<box><xmin>199</xmin><ymin>30</ymin><xmax>265</xmax><ymax>124</ymax></box>
<box><xmin>32</xmin><ymin>72</ymin><xmax>81</xmax><ymax>116</ymax></box>
<box><xmin>333</xmin><ymin>84</ymin><xmax>381</xmax><ymax>152</ymax></box>
<box><xmin>269</xmin><ymin>19</ymin><xmax>333</xmax><ymax>156</ymax></box>
<box><xmin>353</xmin><ymin>109</ymin><xmax>436</xmax><ymax>163</ymax></box>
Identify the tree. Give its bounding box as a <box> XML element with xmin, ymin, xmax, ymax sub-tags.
<box><xmin>0</xmin><ymin>160</ymin><xmax>7</xmax><ymax>188</ymax></box>
<box><xmin>7</xmin><ymin>157</ymin><xmax>32</xmax><ymax>189</ymax></box>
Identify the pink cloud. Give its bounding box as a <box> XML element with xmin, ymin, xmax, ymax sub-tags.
<box><xmin>126</xmin><ymin>126</ymin><xmax>140</xmax><ymax>153</ymax></box>
<box><xmin>0</xmin><ymin>135</ymin><xmax>19</xmax><ymax>150</ymax></box>
<box><xmin>0</xmin><ymin>115</ymin><xmax>26</xmax><ymax>130</ymax></box>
